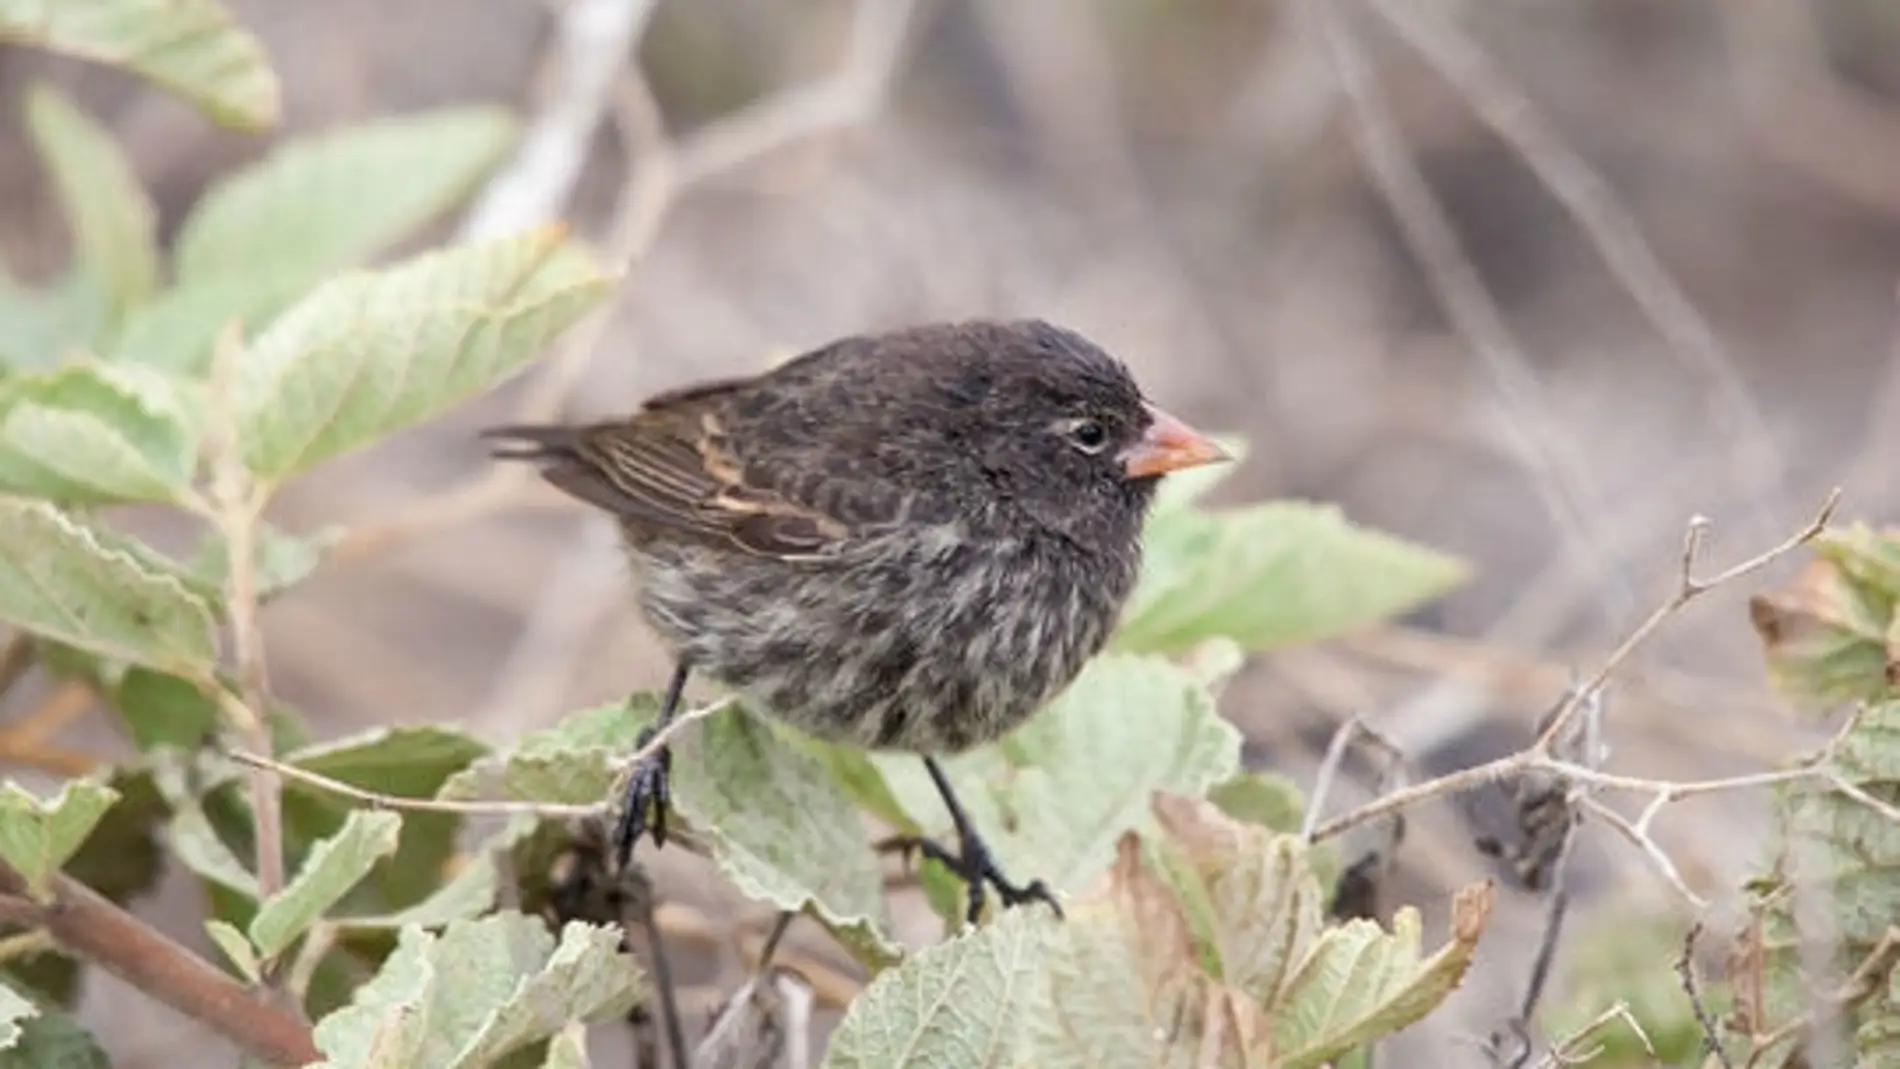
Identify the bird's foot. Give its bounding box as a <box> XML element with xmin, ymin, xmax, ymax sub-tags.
<box><xmin>881</xmin><ymin>830</ymin><xmax>1063</xmax><ymax>926</ymax></box>
<box><xmin>612</xmin><ymin>726</ymin><xmax>673</xmax><ymax>869</ymax></box>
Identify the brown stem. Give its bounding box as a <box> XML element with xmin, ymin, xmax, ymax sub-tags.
<box><xmin>0</xmin><ymin>864</ymin><xmax>318</xmax><ymax>1066</ymax></box>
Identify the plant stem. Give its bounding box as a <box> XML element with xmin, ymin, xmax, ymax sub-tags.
<box><xmin>0</xmin><ymin>864</ymin><xmax>318</xmax><ymax>1066</ymax></box>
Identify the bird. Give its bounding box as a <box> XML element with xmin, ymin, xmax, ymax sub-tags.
<box><xmin>483</xmin><ymin>318</ymin><xmax>1230</xmax><ymax>923</ymax></box>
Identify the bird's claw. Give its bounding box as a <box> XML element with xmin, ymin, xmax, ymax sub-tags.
<box><xmin>879</xmin><ymin>831</ymin><xmax>1063</xmax><ymax>926</ymax></box>
<box><xmin>612</xmin><ymin>726</ymin><xmax>673</xmax><ymax>870</ymax></box>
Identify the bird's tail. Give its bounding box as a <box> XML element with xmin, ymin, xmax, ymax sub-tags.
<box><xmin>479</xmin><ymin>424</ymin><xmax>583</xmax><ymax>463</ymax></box>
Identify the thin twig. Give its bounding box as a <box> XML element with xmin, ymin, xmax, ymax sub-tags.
<box><xmin>1528</xmin><ymin>1002</ymin><xmax>1654</xmax><ymax>1069</ymax></box>
<box><xmin>458</xmin><ymin>0</ymin><xmax>661</xmax><ymax>242</ymax></box>
<box><xmin>1364</xmin><ymin>0</ymin><xmax>1785</xmax><ymax>512</ymax></box>
<box><xmin>229</xmin><ymin>750</ymin><xmax>596</xmax><ymax>819</ymax></box>
<box><xmin>1678</xmin><ymin>922</ymin><xmax>1737</xmax><ymax>1069</ymax></box>
<box><xmin>1532</xmin><ymin>487</ymin><xmax>1836</xmax><ymax>753</ymax></box>
<box><xmin>203</xmin><ymin>321</ymin><xmax>284</xmax><ymax>910</ymax></box>
<box><xmin>226</xmin><ymin>696</ymin><xmax>729</xmax><ymax>819</ymax></box>
<box><xmin>0</xmin><ymin>866</ymin><xmax>318</xmax><ymax>1066</ymax></box>
<box><xmin>1312</xmin><ymin>491</ymin><xmax>1838</xmax><ymax>843</ymax></box>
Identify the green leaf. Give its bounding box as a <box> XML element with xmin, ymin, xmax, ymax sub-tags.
<box><xmin>822</xmin><ymin>908</ymin><xmax>1053</xmax><ymax>1069</ymax></box>
<box><xmin>0</xmin><ymin>779</ymin><xmax>117</xmax><ymax>897</ymax></box>
<box><xmin>187</xmin><ymin>522</ymin><xmax>342</xmax><ymax>603</ymax></box>
<box><xmin>0</xmin><ymin>361</ymin><xmax>202</xmax><ymax>505</ymax></box>
<box><xmin>872</xmin><ymin>653</ymin><xmax>1242</xmax><ymax>909</ymax></box>
<box><xmin>287</xmin><ymin>726</ymin><xmax>491</xmax><ymax>804</ymax></box>
<box><xmin>175</xmin><ymin>108</ymin><xmax>518</xmax><ymax>289</ymax></box>
<box><xmin>438</xmin><ymin>700</ymin><xmax>648</xmax><ymax>807</ymax></box>
<box><xmin>22</xmin><ymin>85</ymin><xmax>159</xmax><ymax>322</ymax></box>
<box><xmin>1745</xmin><ymin>699</ymin><xmax>1900</xmax><ymax>1056</ymax></box>
<box><xmin>0</xmin><ymin>274</ymin><xmax>109</xmax><ymax>371</ymax></box>
<box><xmin>107</xmin><ymin>269</ymin><xmax>310</xmax><ymax>374</ymax></box>
<box><xmin>250</xmin><ymin>809</ymin><xmax>403</xmax><ymax>959</ymax></box>
<box><xmin>443</xmin><ymin>700</ymin><xmax>899</xmax><ymax>965</ymax></box>
<box><xmin>310</xmin><ymin>914</ymin><xmax>641</xmax><ymax>1069</ymax></box>
<box><xmin>1020</xmin><ymin>832</ymin><xmax>1274</xmax><ymax>1067</ymax></box>
<box><xmin>675</xmin><ymin>705</ymin><xmax>898</xmax><ymax>966</ymax></box>
<box><xmin>1750</xmin><ymin>538</ymin><xmax>1899</xmax><ymax>711</ymax></box>
<box><xmin>0</xmin><ymin>980</ymin><xmax>35</xmax><ymax>1050</ymax></box>
<box><xmin>205</xmin><ymin>919</ymin><xmax>261</xmax><ymax>984</ymax></box>
<box><xmin>447</xmin><ymin>922</ymin><xmax>644</xmax><ymax>1069</ymax></box>
<box><xmin>281</xmin><ymin>725</ymin><xmax>492</xmax><ymax>920</ymax></box>
<box><xmin>1269</xmin><ymin>887</ymin><xmax>1491</xmax><ymax>1068</ymax></box>
<box><xmin>152</xmin><ymin>755</ymin><xmax>258</xmax><ymax>898</ymax></box>
<box><xmin>1207</xmin><ymin>770</ymin><xmax>1307</xmax><ymax>835</ymax></box>
<box><xmin>333</xmin><ymin>852</ymin><xmax>498</xmax><ymax>931</ymax></box>
<box><xmin>232</xmin><ymin>226</ymin><xmax>611</xmax><ymax>483</ymax></box>
<box><xmin>0</xmin><ymin>498</ymin><xmax>218</xmax><ymax>674</ymax></box>
<box><xmin>539</xmin><ymin>1025</ymin><xmax>589</xmax><ymax>1069</ymax></box>
<box><xmin>0</xmin><ymin>1002</ymin><xmax>108</xmax><ymax>1068</ymax></box>
<box><xmin>1118</xmin><ymin>501</ymin><xmax>1468</xmax><ymax>654</ymax></box>
<box><xmin>0</xmin><ymin>0</ymin><xmax>278</xmax><ymax>129</ymax></box>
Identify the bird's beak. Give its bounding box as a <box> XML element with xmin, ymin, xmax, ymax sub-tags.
<box><xmin>1120</xmin><ymin>403</ymin><xmax>1231</xmax><ymax>479</ymax></box>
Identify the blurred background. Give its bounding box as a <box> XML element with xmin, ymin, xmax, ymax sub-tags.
<box><xmin>5</xmin><ymin>0</ymin><xmax>1900</xmax><ymax>1062</ymax></box>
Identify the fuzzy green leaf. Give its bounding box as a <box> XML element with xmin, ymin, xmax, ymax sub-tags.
<box><xmin>232</xmin><ymin>226</ymin><xmax>610</xmax><ymax>483</ymax></box>
<box><xmin>204</xmin><ymin>919</ymin><xmax>261</xmax><ymax>985</ymax></box>
<box><xmin>0</xmin><ymin>0</ymin><xmax>278</xmax><ymax>129</ymax></box>
<box><xmin>1270</xmin><ymin>889</ymin><xmax>1491</xmax><ymax>1068</ymax></box>
<box><xmin>0</xmin><ymin>1001</ymin><xmax>108</xmax><ymax>1068</ymax></box>
<box><xmin>276</xmin><ymin>724</ymin><xmax>486</xmax><ymax>919</ymax></box>
<box><xmin>437</xmin><ymin>700</ymin><xmax>643</xmax><ymax>807</ymax></box>
<box><xmin>250</xmin><ymin>809</ymin><xmax>402</xmax><ymax>959</ymax></box>
<box><xmin>823</xmin><ymin>908</ymin><xmax>1053</xmax><ymax>1069</ymax></box>
<box><xmin>676</xmin><ymin>705</ymin><xmax>898</xmax><ymax>965</ymax></box>
<box><xmin>287</xmin><ymin>726</ymin><xmax>491</xmax><ymax>803</ymax></box>
<box><xmin>1207</xmin><ymin>770</ymin><xmax>1307</xmax><ymax>835</ymax></box>
<box><xmin>0</xmin><ymin>981</ymin><xmax>32</xmax><ymax>1050</ymax></box>
<box><xmin>1020</xmin><ymin>831</ymin><xmax>1274</xmax><ymax>1068</ymax></box>
<box><xmin>187</xmin><ymin>522</ymin><xmax>342</xmax><ymax>603</ymax></box>
<box><xmin>176</xmin><ymin>108</ymin><xmax>516</xmax><ymax>289</ymax></box>
<box><xmin>0</xmin><ymin>498</ymin><xmax>217</xmax><ymax>674</ymax></box>
<box><xmin>0</xmin><ymin>361</ymin><xmax>202</xmax><ymax>505</ymax></box>
<box><xmin>872</xmin><ymin>653</ymin><xmax>1243</xmax><ymax>913</ymax></box>
<box><xmin>107</xmin><ymin>269</ymin><xmax>310</xmax><ymax>374</ymax></box>
<box><xmin>333</xmin><ymin>852</ymin><xmax>498</xmax><ymax>932</ymax></box>
<box><xmin>310</xmin><ymin>914</ymin><xmax>641</xmax><ymax>1069</ymax></box>
<box><xmin>152</xmin><ymin>755</ymin><xmax>257</xmax><ymax>898</ymax></box>
<box><xmin>0</xmin><ymin>274</ymin><xmax>109</xmax><ymax>371</ymax></box>
<box><xmin>22</xmin><ymin>85</ymin><xmax>159</xmax><ymax>323</ymax></box>
<box><xmin>1119</xmin><ymin>502</ymin><xmax>1467</xmax><ymax>653</ymax></box>
<box><xmin>539</xmin><ymin>1025</ymin><xmax>590</xmax><ymax>1069</ymax></box>
<box><xmin>442</xmin><ymin>700</ymin><xmax>898</xmax><ymax>964</ymax></box>
<box><xmin>0</xmin><ymin>780</ymin><xmax>116</xmax><ymax>898</ymax></box>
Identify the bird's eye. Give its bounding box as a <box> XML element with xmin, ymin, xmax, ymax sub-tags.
<box><xmin>1065</xmin><ymin>418</ymin><xmax>1110</xmax><ymax>454</ymax></box>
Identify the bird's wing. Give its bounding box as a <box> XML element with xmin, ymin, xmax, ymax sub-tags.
<box><xmin>483</xmin><ymin>384</ymin><xmax>865</xmax><ymax>560</ymax></box>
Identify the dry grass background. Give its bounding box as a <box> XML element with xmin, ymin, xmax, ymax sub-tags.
<box><xmin>6</xmin><ymin>0</ymin><xmax>1900</xmax><ymax>1063</ymax></box>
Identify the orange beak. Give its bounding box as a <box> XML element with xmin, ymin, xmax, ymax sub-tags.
<box><xmin>1120</xmin><ymin>403</ymin><xmax>1231</xmax><ymax>479</ymax></box>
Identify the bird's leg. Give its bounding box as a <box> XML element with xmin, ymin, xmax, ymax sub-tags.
<box><xmin>886</xmin><ymin>756</ymin><xmax>1063</xmax><ymax>926</ymax></box>
<box><xmin>613</xmin><ymin>660</ymin><xmax>691</xmax><ymax>869</ymax></box>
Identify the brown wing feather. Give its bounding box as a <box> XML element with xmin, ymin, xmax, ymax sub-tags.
<box><xmin>483</xmin><ymin>393</ymin><xmax>849</xmax><ymax>559</ymax></box>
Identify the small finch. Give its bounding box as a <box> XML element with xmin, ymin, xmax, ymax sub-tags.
<box><xmin>484</xmin><ymin>319</ymin><xmax>1229</xmax><ymax>922</ymax></box>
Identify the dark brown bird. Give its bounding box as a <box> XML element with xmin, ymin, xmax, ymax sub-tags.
<box><xmin>484</xmin><ymin>319</ymin><xmax>1229</xmax><ymax>923</ymax></box>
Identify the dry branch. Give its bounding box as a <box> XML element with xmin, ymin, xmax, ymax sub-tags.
<box><xmin>0</xmin><ymin>863</ymin><xmax>318</xmax><ymax>1066</ymax></box>
<box><xmin>1309</xmin><ymin>490</ymin><xmax>1838</xmax><ymax>852</ymax></box>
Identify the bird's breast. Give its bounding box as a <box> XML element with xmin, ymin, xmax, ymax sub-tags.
<box><xmin>628</xmin><ymin>524</ymin><xmax>1136</xmax><ymax>754</ymax></box>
